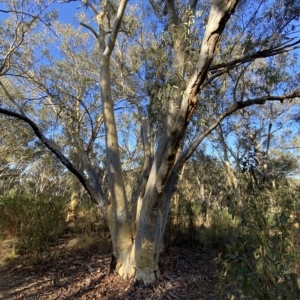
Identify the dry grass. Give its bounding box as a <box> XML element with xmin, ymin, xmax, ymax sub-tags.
<box><xmin>66</xmin><ymin>236</ymin><xmax>91</xmax><ymax>249</ymax></box>
<box><xmin>0</xmin><ymin>238</ymin><xmax>19</xmax><ymax>267</ymax></box>
<box><xmin>66</xmin><ymin>235</ymin><xmax>110</xmax><ymax>252</ymax></box>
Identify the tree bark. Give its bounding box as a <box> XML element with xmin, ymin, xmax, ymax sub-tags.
<box><xmin>111</xmin><ymin>198</ymin><xmax>166</xmax><ymax>284</ymax></box>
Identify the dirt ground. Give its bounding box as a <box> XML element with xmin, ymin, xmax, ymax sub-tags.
<box><xmin>0</xmin><ymin>241</ymin><xmax>222</xmax><ymax>300</ymax></box>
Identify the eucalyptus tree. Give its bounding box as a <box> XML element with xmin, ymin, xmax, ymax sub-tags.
<box><xmin>210</xmin><ymin>98</ymin><xmax>299</xmax><ymax>190</ymax></box>
<box><xmin>1</xmin><ymin>0</ymin><xmax>300</xmax><ymax>284</ymax></box>
<box><xmin>25</xmin><ymin>23</ymin><xmax>109</xmax><ymax>219</ymax></box>
<box><xmin>0</xmin><ymin>0</ymin><xmax>58</xmax><ymax>192</ymax></box>
<box><xmin>0</xmin><ymin>117</ymin><xmax>33</xmax><ymax>195</ymax></box>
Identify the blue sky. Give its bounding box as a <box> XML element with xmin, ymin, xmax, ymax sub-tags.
<box><xmin>0</xmin><ymin>1</ymin><xmax>80</xmax><ymax>25</ymax></box>
<box><xmin>53</xmin><ymin>1</ymin><xmax>81</xmax><ymax>24</ymax></box>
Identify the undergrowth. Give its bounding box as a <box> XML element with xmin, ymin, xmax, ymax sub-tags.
<box><xmin>1</xmin><ymin>182</ymin><xmax>299</xmax><ymax>300</ymax></box>
<box><xmin>0</xmin><ymin>194</ymin><xmax>66</xmax><ymax>263</ymax></box>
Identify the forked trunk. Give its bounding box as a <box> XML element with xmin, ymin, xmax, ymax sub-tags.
<box><xmin>108</xmin><ymin>204</ymin><xmax>165</xmax><ymax>285</ymax></box>
<box><xmin>98</xmin><ymin>0</ymin><xmax>239</xmax><ymax>286</ymax></box>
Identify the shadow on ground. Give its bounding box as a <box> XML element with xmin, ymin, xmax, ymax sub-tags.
<box><xmin>0</xmin><ymin>242</ymin><xmax>221</xmax><ymax>300</ymax></box>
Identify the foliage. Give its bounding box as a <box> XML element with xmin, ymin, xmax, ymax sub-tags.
<box><xmin>162</xmin><ymin>147</ymin><xmax>300</xmax><ymax>298</ymax></box>
<box><xmin>69</xmin><ymin>201</ymin><xmax>109</xmax><ymax>236</ymax></box>
<box><xmin>164</xmin><ymin>194</ymin><xmax>201</xmax><ymax>248</ymax></box>
<box><xmin>64</xmin><ymin>201</ymin><xmax>111</xmax><ymax>253</ymax></box>
<box><xmin>0</xmin><ymin>194</ymin><xmax>66</xmax><ymax>258</ymax></box>
<box><xmin>215</xmin><ymin>185</ymin><xmax>300</xmax><ymax>299</ymax></box>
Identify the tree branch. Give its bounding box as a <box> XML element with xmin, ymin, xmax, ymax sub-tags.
<box><xmin>143</xmin><ymin>0</ymin><xmax>239</xmax><ymax>212</ymax></box>
<box><xmin>0</xmin><ymin>107</ymin><xmax>109</xmax><ymax>210</ymax></box>
<box><xmin>167</xmin><ymin>93</ymin><xmax>299</xmax><ymax>197</ymax></box>
<box><xmin>80</xmin><ymin>22</ymin><xmax>99</xmax><ymax>39</ymax></box>
<box><xmin>86</xmin><ymin>113</ymin><xmax>103</xmax><ymax>154</ymax></box>
<box><xmin>187</xmin><ymin>0</ymin><xmax>199</xmax><ymax>14</ymax></box>
<box><xmin>210</xmin><ymin>38</ymin><xmax>300</xmax><ymax>72</ymax></box>
<box><xmin>103</xmin><ymin>0</ymin><xmax>128</xmax><ymax>57</ymax></box>
<box><xmin>0</xmin><ymin>81</ymin><xmax>26</xmax><ymax>115</ymax></box>
<box><xmin>167</xmin><ymin>0</ymin><xmax>178</xmax><ymax>26</ymax></box>
<box><xmin>0</xmin><ymin>5</ymin><xmax>55</xmax><ymax>34</ymax></box>
<box><xmin>177</xmin><ymin>93</ymin><xmax>300</xmax><ymax>168</ymax></box>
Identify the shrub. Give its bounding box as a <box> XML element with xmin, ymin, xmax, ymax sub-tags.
<box><xmin>215</xmin><ymin>186</ymin><xmax>300</xmax><ymax>299</ymax></box>
<box><xmin>68</xmin><ymin>201</ymin><xmax>109</xmax><ymax>236</ymax></box>
<box><xmin>0</xmin><ymin>194</ymin><xmax>66</xmax><ymax>257</ymax></box>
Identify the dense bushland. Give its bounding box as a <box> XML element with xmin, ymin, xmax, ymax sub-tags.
<box><xmin>0</xmin><ymin>181</ymin><xmax>299</xmax><ymax>298</ymax></box>
<box><xmin>0</xmin><ymin>194</ymin><xmax>66</xmax><ymax>260</ymax></box>
<box><xmin>165</xmin><ymin>166</ymin><xmax>300</xmax><ymax>299</ymax></box>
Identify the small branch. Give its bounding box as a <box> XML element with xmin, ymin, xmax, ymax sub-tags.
<box><xmin>104</xmin><ymin>0</ymin><xmax>128</xmax><ymax>57</ymax></box>
<box><xmin>0</xmin><ymin>81</ymin><xmax>26</xmax><ymax>115</ymax></box>
<box><xmin>210</xmin><ymin>39</ymin><xmax>300</xmax><ymax>72</ymax></box>
<box><xmin>0</xmin><ymin>3</ymin><xmax>56</xmax><ymax>75</ymax></box>
<box><xmin>0</xmin><ymin>108</ymin><xmax>83</xmax><ymax>178</ymax></box>
<box><xmin>71</xmin><ymin>95</ymin><xmax>95</xmax><ymax>142</ymax></box>
<box><xmin>80</xmin><ymin>22</ymin><xmax>99</xmax><ymax>39</ymax></box>
<box><xmin>0</xmin><ymin>0</ymin><xmax>57</xmax><ymax>35</ymax></box>
<box><xmin>203</xmin><ymin>69</ymin><xmax>228</xmax><ymax>87</ymax></box>
<box><xmin>286</xmin><ymin>147</ymin><xmax>300</xmax><ymax>149</ymax></box>
<box><xmin>86</xmin><ymin>113</ymin><xmax>103</xmax><ymax>154</ymax></box>
<box><xmin>187</xmin><ymin>0</ymin><xmax>199</xmax><ymax>13</ymax></box>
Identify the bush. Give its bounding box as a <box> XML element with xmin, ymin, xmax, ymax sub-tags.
<box><xmin>215</xmin><ymin>186</ymin><xmax>300</xmax><ymax>299</ymax></box>
<box><xmin>65</xmin><ymin>201</ymin><xmax>111</xmax><ymax>253</ymax></box>
<box><xmin>68</xmin><ymin>201</ymin><xmax>109</xmax><ymax>236</ymax></box>
<box><xmin>200</xmin><ymin>210</ymin><xmax>241</xmax><ymax>249</ymax></box>
<box><xmin>0</xmin><ymin>194</ymin><xmax>67</xmax><ymax>257</ymax></box>
<box><xmin>164</xmin><ymin>192</ymin><xmax>241</xmax><ymax>250</ymax></box>
<box><xmin>164</xmin><ymin>194</ymin><xmax>202</xmax><ymax>248</ymax></box>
